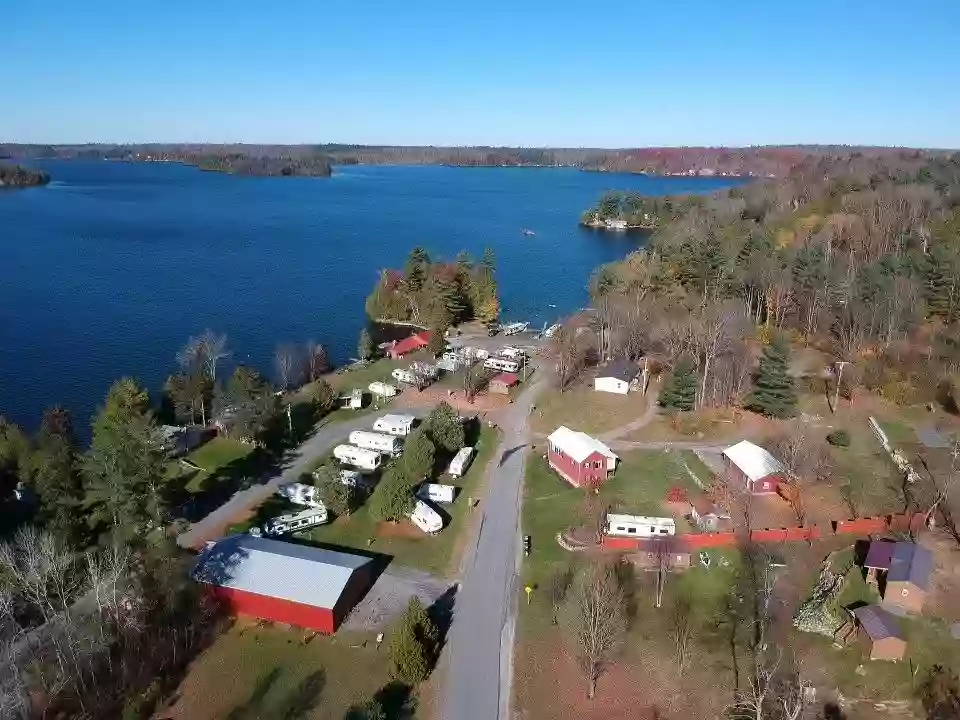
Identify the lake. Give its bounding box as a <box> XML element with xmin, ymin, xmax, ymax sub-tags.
<box><xmin>0</xmin><ymin>161</ymin><xmax>742</xmax><ymax>431</ymax></box>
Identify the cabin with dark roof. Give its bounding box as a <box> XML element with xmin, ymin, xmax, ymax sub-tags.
<box><xmin>594</xmin><ymin>360</ymin><xmax>640</xmax><ymax>395</ymax></box>
<box><xmin>853</xmin><ymin>604</ymin><xmax>906</xmax><ymax>661</ymax></box>
<box><xmin>885</xmin><ymin>541</ymin><xmax>933</xmax><ymax>614</ymax></box>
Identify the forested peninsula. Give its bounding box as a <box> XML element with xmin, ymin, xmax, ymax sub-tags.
<box><xmin>189</xmin><ymin>153</ymin><xmax>332</xmax><ymax>177</ymax></box>
<box><xmin>365</xmin><ymin>247</ymin><xmax>500</xmax><ymax>336</ymax></box>
<box><xmin>0</xmin><ymin>163</ymin><xmax>49</xmax><ymax>188</ymax></box>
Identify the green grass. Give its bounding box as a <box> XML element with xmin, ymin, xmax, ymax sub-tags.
<box><xmin>234</xmin><ymin>426</ymin><xmax>500</xmax><ymax>576</ymax></box>
<box><xmin>167</xmin><ymin>623</ymin><xmax>416</xmax><ymax>720</ymax></box>
<box><xmin>182</xmin><ymin>437</ymin><xmax>257</xmax><ymax>493</ymax></box>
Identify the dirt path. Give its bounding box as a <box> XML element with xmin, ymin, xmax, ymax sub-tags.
<box><xmin>597</xmin><ymin>389</ymin><xmax>661</xmax><ymax>442</ymax></box>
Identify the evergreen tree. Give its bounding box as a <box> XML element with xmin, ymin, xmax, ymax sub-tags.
<box><xmin>925</xmin><ymin>241</ymin><xmax>960</xmax><ymax>322</ymax></box>
<box><xmin>427</xmin><ymin>325</ymin><xmax>447</xmax><ymax>356</ymax></box>
<box><xmin>404</xmin><ymin>246</ymin><xmax>430</xmax><ymax>292</ymax></box>
<box><xmin>213</xmin><ymin>366</ymin><xmax>279</xmax><ymax>441</ymax></box>
<box><xmin>659</xmin><ymin>357</ymin><xmax>697</xmax><ymax>411</ymax></box>
<box><xmin>370</xmin><ymin>466</ymin><xmax>415</xmax><ymax>522</ymax></box>
<box><xmin>312</xmin><ymin>463</ymin><xmax>355</xmax><ymax>516</ymax></box>
<box><xmin>345</xmin><ymin>700</ymin><xmax>386</xmax><ymax>720</ymax></box>
<box><xmin>388</xmin><ymin>597</ymin><xmax>438</xmax><ymax>685</ymax></box>
<box><xmin>30</xmin><ymin>407</ymin><xmax>85</xmax><ymax>542</ymax></box>
<box><xmin>358</xmin><ymin>327</ymin><xmax>375</xmax><ymax>361</ymax></box>
<box><xmin>82</xmin><ymin>378</ymin><xmax>167</xmax><ymax>542</ymax></box>
<box><xmin>743</xmin><ymin>337</ymin><xmax>798</xmax><ymax>418</ymax></box>
<box><xmin>425</xmin><ymin>402</ymin><xmax>465</xmax><ymax>454</ymax></box>
<box><xmin>401</xmin><ymin>430</ymin><xmax>436</xmax><ymax>480</ymax></box>
<box><xmin>313</xmin><ymin>379</ymin><xmax>338</xmax><ymax>415</ymax></box>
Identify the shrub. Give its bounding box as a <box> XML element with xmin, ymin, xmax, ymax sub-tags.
<box><xmin>826</xmin><ymin>430</ymin><xmax>851</xmax><ymax>447</ymax></box>
<box><xmin>389</xmin><ymin>598</ymin><xmax>438</xmax><ymax>685</ymax></box>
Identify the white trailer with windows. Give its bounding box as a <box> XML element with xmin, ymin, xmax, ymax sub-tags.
<box><xmin>483</xmin><ymin>357</ymin><xmax>520</xmax><ymax>373</ymax></box>
<box><xmin>373</xmin><ymin>413</ymin><xmax>417</xmax><ymax>437</ymax></box>
<box><xmin>391</xmin><ymin>368</ymin><xmax>418</xmax><ymax>385</ymax></box>
<box><xmin>410</xmin><ymin>362</ymin><xmax>439</xmax><ymax>379</ymax></box>
<box><xmin>447</xmin><ymin>446</ymin><xmax>474</xmax><ymax>478</ymax></box>
<box><xmin>605</xmin><ymin>513</ymin><xmax>676</xmax><ymax>537</ymax></box>
<box><xmin>409</xmin><ymin>499</ymin><xmax>444</xmax><ymax>534</ymax></box>
<box><xmin>333</xmin><ymin>444</ymin><xmax>382</xmax><ymax>471</ymax></box>
<box><xmin>277</xmin><ymin>482</ymin><xmax>323</xmax><ymax>508</ymax></box>
<box><xmin>416</xmin><ymin>483</ymin><xmax>456</xmax><ymax>504</ymax></box>
<box><xmin>500</xmin><ymin>346</ymin><xmax>526</xmax><ymax>360</ymax></box>
<box><xmin>254</xmin><ymin>506</ymin><xmax>329</xmax><ymax>537</ymax></box>
<box><xmin>348</xmin><ymin>430</ymin><xmax>403</xmax><ymax>457</ymax></box>
<box><xmin>368</xmin><ymin>381</ymin><xmax>398</xmax><ymax>398</ymax></box>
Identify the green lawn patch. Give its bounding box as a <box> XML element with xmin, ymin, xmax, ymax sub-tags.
<box><xmin>166</xmin><ymin>623</ymin><xmax>415</xmax><ymax>720</ymax></box>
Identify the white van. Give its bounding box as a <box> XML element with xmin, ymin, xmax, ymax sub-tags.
<box><xmin>605</xmin><ymin>513</ymin><xmax>676</xmax><ymax>537</ymax></box>
<box><xmin>447</xmin><ymin>446</ymin><xmax>474</xmax><ymax>478</ymax></box>
<box><xmin>417</xmin><ymin>483</ymin><xmax>456</xmax><ymax>504</ymax></box>
<box><xmin>483</xmin><ymin>357</ymin><xmax>520</xmax><ymax>373</ymax></box>
<box><xmin>409</xmin><ymin>499</ymin><xmax>444</xmax><ymax>534</ymax></box>
<box><xmin>277</xmin><ymin>482</ymin><xmax>323</xmax><ymax>508</ymax></box>
<box><xmin>348</xmin><ymin>430</ymin><xmax>404</xmax><ymax>457</ymax></box>
<box><xmin>368</xmin><ymin>381</ymin><xmax>398</xmax><ymax>398</ymax></box>
<box><xmin>333</xmin><ymin>444</ymin><xmax>382</xmax><ymax>470</ymax></box>
<box><xmin>373</xmin><ymin>413</ymin><xmax>416</xmax><ymax>436</ymax></box>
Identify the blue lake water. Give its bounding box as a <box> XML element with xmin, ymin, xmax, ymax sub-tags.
<box><xmin>0</xmin><ymin>161</ymin><xmax>742</xmax><ymax>431</ymax></box>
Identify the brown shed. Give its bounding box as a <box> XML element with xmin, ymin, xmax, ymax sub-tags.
<box><xmin>489</xmin><ymin>372</ymin><xmax>519</xmax><ymax>395</ymax></box>
<box><xmin>853</xmin><ymin>605</ymin><xmax>906</xmax><ymax>661</ymax></box>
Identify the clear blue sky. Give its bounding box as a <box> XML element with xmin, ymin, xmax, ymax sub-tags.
<box><xmin>5</xmin><ymin>0</ymin><xmax>959</xmax><ymax>147</ymax></box>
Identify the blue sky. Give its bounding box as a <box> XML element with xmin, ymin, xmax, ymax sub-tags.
<box><xmin>5</xmin><ymin>1</ymin><xmax>960</xmax><ymax>147</ymax></box>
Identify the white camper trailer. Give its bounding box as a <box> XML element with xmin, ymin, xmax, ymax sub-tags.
<box><xmin>391</xmin><ymin>368</ymin><xmax>418</xmax><ymax>385</ymax></box>
<box><xmin>605</xmin><ymin>513</ymin><xmax>676</xmax><ymax>538</ymax></box>
<box><xmin>409</xmin><ymin>499</ymin><xmax>444</xmax><ymax>534</ymax></box>
<box><xmin>500</xmin><ymin>346</ymin><xmax>526</xmax><ymax>360</ymax></box>
<box><xmin>255</xmin><ymin>506</ymin><xmax>329</xmax><ymax>537</ymax></box>
<box><xmin>277</xmin><ymin>482</ymin><xmax>323</xmax><ymax>508</ymax></box>
<box><xmin>368</xmin><ymin>381</ymin><xmax>398</xmax><ymax>398</ymax></box>
<box><xmin>373</xmin><ymin>413</ymin><xmax>416</xmax><ymax>437</ymax></box>
<box><xmin>333</xmin><ymin>444</ymin><xmax>382</xmax><ymax>471</ymax></box>
<box><xmin>348</xmin><ymin>430</ymin><xmax>404</xmax><ymax>457</ymax></box>
<box><xmin>483</xmin><ymin>357</ymin><xmax>520</xmax><ymax>373</ymax></box>
<box><xmin>447</xmin><ymin>446</ymin><xmax>474</xmax><ymax>478</ymax></box>
<box><xmin>409</xmin><ymin>362</ymin><xmax>439</xmax><ymax>379</ymax></box>
<box><xmin>416</xmin><ymin>483</ymin><xmax>456</xmax><ymax>504</ymax></box>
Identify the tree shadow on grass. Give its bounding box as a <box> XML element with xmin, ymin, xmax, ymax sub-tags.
<box><xmin>374</xmin><ymin>681</ymin><xmax>417</xmax><ymax>720</ymax></box>
<box><xmin>226</xmin><ymin>668</ymin><xmax>326</xmax><ymax>720</ymax></box>
<box><xmin>170</xmin><ymin>447</ymin><xmax>277</xmax><ymax>522</ymax></box>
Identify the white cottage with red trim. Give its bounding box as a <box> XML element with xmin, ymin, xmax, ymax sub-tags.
<box><xmin>547</xmin><ymin>426</ymin><xmax>618</xmax><ymax>488</ymax></box>
<box><xmin>722</xmin><ymin>440</ymin><xmax>785</xmax><ymax>494</ymax></box>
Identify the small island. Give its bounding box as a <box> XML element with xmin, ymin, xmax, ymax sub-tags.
<box><xmin>189</xmin><ymin>153</ymin><xmax>333</xmax><ymax>177</ymax></box>
<box><xmin>0</xmin><ymin>163</ymin><xmax>50</xmax><ymax>189</ymax></box>
<box><xmin>580</xmin><ymin>190</ymin><xmax>703</xmax><ymax>232</ymax></box>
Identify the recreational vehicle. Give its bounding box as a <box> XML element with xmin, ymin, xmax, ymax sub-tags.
<box><xmin>417</xmin><ymin>483</ymin><xmax>456</xmax><ymax>504</ymax></box>
<box><xmin>277</xmin><ymin>482</ymin><xmax>323</xmax><ymax>508</ymax></box>
<box><xmin>333</xmin><ymin>444</ymin><xmax>382</xmax><ymax>471</ymax></box>
<box><xmin>483</xmin><ymin>357</ymin><xmax>520</xmax><ymax>373</ymax></box>
<box><xmin>339</xmin><ymin>389</ymin><xmax>364</xmax><ymax>410</ymax></box>
<box><xmin>391</xmin><ymin>368</ymin><xmax>418</xmax><ymax>385</ymax></box>
<box><xmin>500</xmin><ymin>346</ymin><xmax>526</xmax><ymax>360</ymax></box>
<box><xmin>368</xmin><ymin>381</ymin><xmax>398</xmax><ymax>398</ymax></box>
<box><xmin>348</xmin><ymin>430</ymin><xmax>404</xmax><ymax>457</ymax></box>
<box><xmin>373</xmin><ymin>413</ymin><xmax>416</xmax><ymax>436</ymax></box>
<box><xmin>255</xmin><ymin>506</ymin><xmax>329</xmax><ymax>537</ymax></box>
<box><xmin>447</xmin><ymin>446</ymin><xmax>474</xmax><ymax>478</ymax></box>
<box><xmin>409</xmin><ymin>499</ymin><xmax>444</xmax><ymax>534</ymax></box>
<box><xmin>605</xmin><ymin>513</ymin><xmax>676</xmax><ymax>537</ymax></box>
<box><xmin>409</xmin><ymin>362</ymin><xmax>439</xmax><ymax>379</ymax></box>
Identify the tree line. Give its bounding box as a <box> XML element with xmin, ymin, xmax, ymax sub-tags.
<box><xmin>0</xmin><ymin>163</ymin><xmax>49</xmax><ymax>188</ymax></box>
<box><xmin>365</xmin><ymin>246</ymin><xmax>500</xmax><ymax>334</ymax></box>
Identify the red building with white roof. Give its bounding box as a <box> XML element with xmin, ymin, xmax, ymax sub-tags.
<box><xmin>721</xmin><ymin>440</ymin><xmax>785</xmax><ymax>494</ymax></box>
<box><xmin>547</xmin><ymin>425</ymin><xmax>618</xmax><ymax>488</ymax></box>
<box><xmin>192</xmin><ymin>534</ymin><xmax>374</xmax><ymax>633</ymax></box>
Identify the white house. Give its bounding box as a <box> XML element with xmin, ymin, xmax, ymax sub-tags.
<box><xmin>593</xmin><ymin>360</ymin><xmax>640</xmax><ymax>395</ymax></box>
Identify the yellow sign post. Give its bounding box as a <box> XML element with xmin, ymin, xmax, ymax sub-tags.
<box><xmin>524</xmin><ymin>585</ymin><xmax>533</xmax><ymax>605</ymax></box>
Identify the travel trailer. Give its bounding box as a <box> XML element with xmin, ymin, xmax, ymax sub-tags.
<box><xmin>333</xmin><ymin>444</ymin><xmax>382</xmax><ymax>471</ymax></box>
<box><xmin>368</xmin><ymin>381</ymin><xmax>398</xmax><ymax>398</ymax></box>
<box><xmin>373</xmin><ymin>413</ymin><xmax>417</xmax><ymax>436</ymax></box>
<box><xmin>483</xmin><ymin>357</ymin><xmax>520</xmax><ymax>373</ymax></box>
<box><xmin>253</xmin><ymin>506</ymin><xmax>329</xmax><ymax>537</ymax></box>
<box><xmin>409</xmin><ymin>362</ymin><xmax>439</xmax><ymax>379</ymax></box>
<box><xmin>339</xmin><ymin>389</ymin><xmax>364</xmax><ymax>409</ymax></box>
<box><xmin>409</xmin><ymin>499</ymin><xmax>444</xmax><ymax>534</ymax></box>
<box><xmin>391</xmin><ymin>368</ymin><xmax>418</xmax><ymax>385</ymax></box>
<box><xmin>447</xmin><ymin>446</ymin><xmax>474</xmax><ymax>478</ymax></box>
<box><xmin>605</xmin><ymin>513</ymin><xmax>676</xmax><ymax>537</ymax></box>
<box><xmin>348</xmin><ymin>430</ymin><xmax>404</xmax><ymax>457</ymax></box>
<box><xmin>277</xmin><ymin>482</ymin><xmax>323</xmax><ymax>508</ymax></box>
<box><xmin>416</xmin><ymin>483</ymin><xmax>456</xmax><ymax>504</ymax></box>
<box><xmin>500</xmin><ymin>346</ymin><xmax>526</xmax><ymax>360</ymax></box>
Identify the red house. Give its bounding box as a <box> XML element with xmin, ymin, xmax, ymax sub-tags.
<box><xmin>387</xmin><ymin>331</ymin><xmax>433</xmax><ymax>359</ymax></box>
<box><xmin>547</xmin><ymin>425</ymin><xmax>618</xmax><ymax>488</ymax></box>
<box><xmin>192</xmin><ymin>535</ymin><xmax>374</xmax><ymax>634</ymax></box>
<box><xmin>721</xmin><ymin>440</ymin><xmax>785</xmax><ymax>494</ymax></box>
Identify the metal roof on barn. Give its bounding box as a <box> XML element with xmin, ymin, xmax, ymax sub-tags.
<box><xmin>887</xmin><ymin>541</ymin><xmax>933</xmax><ymax>589</ymax></box>
<box><xmin>192</xmin><ymin>534</ymin><xmax>372</xmax><ymax>610</ymax></box>
<box><xmin>854</xmin><ymin>604</ymin><xmax>904</xmax><ymax>641</ymax></box>
<box><xmin>722</xmin><ymin>440</ymin><xmax>783</xmax><ymax>482</ymax></box>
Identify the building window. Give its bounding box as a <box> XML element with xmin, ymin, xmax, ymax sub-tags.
<box><xmin>583</xmin><ymin>461</ymin><xmax>589</xmax><ymax>468</ymax></box>
<box><xmin>594</xmin><ymin>461</ymin><xmax>601</xmax><ymax>469</ymax></box>
<box><xmin>627</xmin><ymin>527</ymin><xmax>636</xmax><ymax>534</ymax></box>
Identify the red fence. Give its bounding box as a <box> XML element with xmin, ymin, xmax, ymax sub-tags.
<box><xmin>600</xmin><ymin>512</ymin><xmax>926</xmax><ymax>552</ymax></box>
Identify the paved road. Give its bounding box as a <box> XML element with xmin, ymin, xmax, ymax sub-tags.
<box><xmin>177</xmin><ymin>409</ymin><xmax>423</xmax><ymax>549</ymax></box>
<box><xmin>443</xmin><ymin>376</ymin><xmax>546</xmax><ymax>720</ymax></box>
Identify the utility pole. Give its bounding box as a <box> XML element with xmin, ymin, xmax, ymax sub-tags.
<box><xmin>286</xmin><ymin>403</ymin><xmax>293</xmax><ymax>436</ymax></box>
<box><xmin>833</xmin><ymin>360</ymin><xmax>849</xmax><ymax>415</ymax></box>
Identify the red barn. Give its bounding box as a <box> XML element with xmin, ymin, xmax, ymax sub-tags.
<box><xmin>547</xmin><ymin>425</ymin><xmax>618</xmax><ymax>488</ymax></box>
<box><xmin>192</xmin><ymin>535</ymin><xmax>374</xmax><ymax>634</ymax></box>
<box><xmin>387</xmin><ymin>331</ymin><xmax>433</xmax><ymax>359</ymax></box>
<box><xmin>721</xmin><ymin>440</ymin><xmax>785</xmax><ymax>494</ymax></box>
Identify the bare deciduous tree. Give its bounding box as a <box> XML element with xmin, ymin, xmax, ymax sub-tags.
<box><xmin>274</xmin><ymin>343</ymin><xmax>303</xmax><ymax>390</ymax></box>
<box><xmin>552</xmin><ymin>324</ymin><xmax>588</xmax><ymax>392</ymax></box>
<box><xmin>307</xmin><ymin>341</ymin><xmax>330</xmax><ymax>382</ymax></box>
<box><xmin>560</xmin><ymin>561</ymin><xmax>627</xmax><ymax>699</ymax></box>
<box><xmin>178</xmin><ymin>329</ymin><xmax>231</xmax><ymax>382</ymax></box>
<box><xmin>669</xmin><ymin>591</ymin><xmax>694</xmax><ymax>675</ymax></box>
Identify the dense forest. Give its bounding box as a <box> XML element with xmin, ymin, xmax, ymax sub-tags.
<box><xmin>190</xmin><ymin>153</ymin><xmax>332</xmax><ymax>177</ymax></box>
<box><xmin>0</xmin><ymin>163</ymin><xmax>49</xmax><ymax>188</ymax></box>
<box><xmin>580</xmin><ymin>149</ymin><xmax>960</xmax><ymax>410</ymax></box>
<box><xmin>365</xmin><ymin>247</ymin><xmax>500</xmax><ymax>333</ymax></box>
<box><xmin>3</xmin><ymin>143</ymin><xmax>936</xmax><ymax>178</ymax></box>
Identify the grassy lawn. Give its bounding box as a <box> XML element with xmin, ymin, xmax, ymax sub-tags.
<box><xmin>530</xmin><ymin>383</ymin><xmax>649</xmax><ymax>436</ymax></box>
<box><xmin>165</xmin><ymin>622</ymin><xmax>418</xmax><ymax>720</ymax></box>
<box><xmin>232</xmin><ymin>426</ymin><xmax>500</xmax><ymax>577</ymax></box>
<box><xmin>182</xmin><ymin>437</ymin><xmax>257</xmax><ymax>492</ymax></box>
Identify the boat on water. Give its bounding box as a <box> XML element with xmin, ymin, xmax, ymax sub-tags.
<box><xmin>521</xmin><ymin>229</ymin><xmax>536</xmax><ymax>236</ymax></box>
<box><xmin>501</xmin><ymin>321</ymin><xmax>529</xmax><ymax>336</ymax></box>
<box><xmin>543</xmin><ymin>323</ymin><xmax>562</xmax><ymax>338</ymax></box>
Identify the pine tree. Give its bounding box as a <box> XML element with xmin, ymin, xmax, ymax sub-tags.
<box><xmin>743</xmin><ymin>337</ymin><xmax>798</xmax><ymax>418</ymax></box>
<box><xmin>425</xmin><ymin>401</ymin><xmax>465</xmax><ymax>453</ymax></box>
<box><xmin>401</xmin><ymin>430</ymin><xmax>436</xmax><ymax>480</ymax></box>
<box><xmin>358</xmin><ymin>327</ymin><xmax>375</xmax><ymax>361</ymax></box>
<box><xmin>370</xmin><ymin>466</ymin><xmax>415</xmax><ymax>522</ymax></box>
<box><xmin>404</xmin><ymin>246</ymin><xmax>430</xmax><ymax>293</ymax></box>
<box><xmin>388</xmin><ymin>598</ymin><xmax>438</xmax><ymax>685</ymax></box>
<box><xmin>659</xmin><ymin>357</ymin><xmax>697</xmax><ymax>411</ymax></box>
<box><xmin>30</xmin><ymin>406</ymin><xmax>85</xmax><ymax>542</ymax></box>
